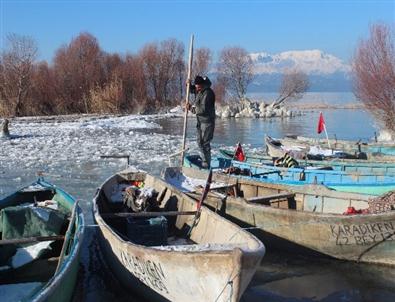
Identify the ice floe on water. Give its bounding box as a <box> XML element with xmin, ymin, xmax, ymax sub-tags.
<box><xmin>0</xmin><ymin>114</ymin><xmax>181</xmax><ymax>168</ymax></box>
<box><xmin>0</xmin><ymin>113</ymin><xmax>192</xmax><ymax>200</ymax></box>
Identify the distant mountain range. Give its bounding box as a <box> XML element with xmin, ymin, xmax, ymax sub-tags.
<box><xmin>248</xmin><ymin>50</ymin><xmax>353</xmax><ymax>92</ymax></box>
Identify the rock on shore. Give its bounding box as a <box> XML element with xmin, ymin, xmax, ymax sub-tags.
<box><xmin>216</xmin><ymin>99</ymin><xmax>301</xmax><ymax>118</ymax></box>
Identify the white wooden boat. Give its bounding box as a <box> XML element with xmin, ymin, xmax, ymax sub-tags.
<box><xmin>164</xmin><ymin>167</ymin><xmax>395</xmax><ymax>266</ymax></box>
<box><xmin>93</xmin><ymin>167</ymin><xmax>265</xmax><ymax>302</ymax></box>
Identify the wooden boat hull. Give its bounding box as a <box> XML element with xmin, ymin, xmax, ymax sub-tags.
<box><xmin>184</xmin><ymin>155</ymin><xmax>395</xmax><ymax>195</ymax></box>
<box><xmin>272</xmin><ymin>136</ymin><xmax>395</xmax><ymax>161</ymax></box>
<box><xmin>283</xmin><ymin>135</ymin><xmax>395</xmax><ymax>156</ymax></box>
<box><xmin>219</xmin><ymin>148</ymin><xmax>395</xmax><ymax>175</ymax></box>
<box><xmin>165</xmin><ymin>167</ymin><xmax>395</xmax><ymax>266</ymax></box>
<box><xmin>93</xmin><ymin>168</ymin><xmax>265</xmax><ymax>302</ymax></box>
<box><xmin>0</xmin><ymin>179</ymin><xmax>85</xmax><ymax>302</ymax></box>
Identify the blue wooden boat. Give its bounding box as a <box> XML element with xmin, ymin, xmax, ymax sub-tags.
<box><xmin>0</xmin><ymin>177</ymin><xmax>84</xmax><ymax>302</ymax></box>
<box><xmin>219</xmin><ymin>149</ymin><xmax>395</xmax><ymax>175</ymax></box>
<box><xmin>184</xmin><ymin>154</ymin><xmax>395</xmax><ymax>195</ymax></box>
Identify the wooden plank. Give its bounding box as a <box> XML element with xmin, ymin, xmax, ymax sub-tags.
<box><xmin>209</xmin><ymin>183</ymin><xmax>237</xmax><ymax>191</ymax></box>
<box><xmin>0</xmin><ymin>235</ymin><xmax>65</xmax><ymax>246</ymax></box>
<box><xmin>247</xmin><ymin>193</ymin><xmax>295</xmax><ymax>204</ymax></box>
<box><xmin>101</xmin><ymin>211</ymin><xmax>197</xmax><ymax>219</ymax></box>
<box><xmin>192</xmin><ymin>184</ymin><xmax>236</xmax><ymax>196</ymax></box>
<box><xmin>0</xmin><ymin>257</ymin><xmax>59</xmax><ymax>284</ymax></box>
<box><xmin>252</xmin><ymin>170</ymin><xmax>281</xmax><ymax>177</ymax></box>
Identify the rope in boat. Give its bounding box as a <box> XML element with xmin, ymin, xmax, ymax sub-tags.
<box><xmin>214</xmin><ymin>265</ymin><xmax>239</xmax><ymax>302</ymax></box>
<box><xmin>357</xmin><ymin>231</ymin><xmax>395</xmax><ymax>262</ymax></box>
<box><xmin>228</xmin><ymin>227</ymin><xmax>262</xmax><ymax>241</ymax></box>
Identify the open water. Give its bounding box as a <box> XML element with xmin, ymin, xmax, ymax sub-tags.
<box><xmin>0</xmin><ymin>105</ymin><xmax>394</xmax><ymax>302</ymax></box>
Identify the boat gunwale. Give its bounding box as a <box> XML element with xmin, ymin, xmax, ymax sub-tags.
<box><xmin>0</xmin><ymin>179</ymin><xmax>85</xmax><ymax>302</ymax></box>
<box><xmin>175</xmin><ymin>166</ymin><xmax>394</xmax><ymax>219</ymax></box>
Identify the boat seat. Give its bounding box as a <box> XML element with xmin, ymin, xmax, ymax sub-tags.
<box><xmin>0</xmin><ymin>257</ymin><xmax>59</xmax><ymax>284</ymax></box>
<box><xmin>246</xmin><ymin>193</ymin><xmax>295</xmax><ymax>205</ymax></box>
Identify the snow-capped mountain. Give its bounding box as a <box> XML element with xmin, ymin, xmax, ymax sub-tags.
<box><xmin>248</xmin><ymin>50</ymin><xmax>352</xmax><ymax>92</ymax></box>
<box><xmin>250</xmin><ymin>49</ymin><xmax>351</xmax><ymax>75</ymax></box>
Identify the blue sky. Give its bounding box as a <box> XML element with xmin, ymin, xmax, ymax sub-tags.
<box><xmin>1</xmin><ymin>0</ymin><xmax>394</xmax><ymax>62</ymax></box>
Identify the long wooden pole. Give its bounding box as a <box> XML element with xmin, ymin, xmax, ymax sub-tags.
<box><xmin>180</xmin><ymin>35</ymin><xmax>194</xmax><ymax>165</ymax></box>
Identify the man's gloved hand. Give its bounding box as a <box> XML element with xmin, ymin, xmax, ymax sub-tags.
<box><xmin>184</xmin><ymin>103</ymin><xmax>195</xmax><ymax>113</ymax></box>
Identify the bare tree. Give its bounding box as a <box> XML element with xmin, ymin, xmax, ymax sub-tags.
<box><xmin>122</xmin><ymin>54</ymin><xmax>148</xmax><ymax>112</ymax></box>
<box><xmin>159</xmin><ymin>39</ymin><xmax>185</xmax><ymax>105</ymax></box>
<box><xmin>218</xmin><ymin>47</ymin><xmax>255</xmax><ymax>101</ymax></box>
<box><xmin>53</xmin><ymin>32</ymin><xmax>103</xmax><ymax>113</ymax></box>
<box><xmin>1</xmin><ymin>33</ymin><xmax>38</xmax><ymax>116</ymax></box>
<box><xmin>141</xmin><ymin>39</ymin><xmax>184</xmax><ymax>109</ymax></box>
<box><xmin>272</xmin><ymin>69</ymin><xmax>309</xmax><ymax>108</ymax></box>
<box><xmin>193</xmin><ymin>47</ymin><xmax>212</xmax><ymax>78</ymax></box>
<box><xmin>212</xmin><ymin>76</ymin><xmax>227</xmax><ymax>104</ymax></box>
<box><xmin>29</xmin><ymin>61</ymin><xmax>57</xmax><ymax>115</ymax></box>
<box><xmin>352</xmin><ymin>23</ymin><xmax>395</xmax><ymax>135</ymax></box>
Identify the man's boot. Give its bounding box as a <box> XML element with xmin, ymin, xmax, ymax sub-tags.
<box><xmin>202</xmin><ymin>150</ymin><xmax>211</xmax><ymax>169</ymax></box>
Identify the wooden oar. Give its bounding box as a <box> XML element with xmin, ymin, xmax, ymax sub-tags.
<box><xmin>0</xmin><ymin>235</ymin><xmax>65</xmax><ymax>246</ymax></box>
<box><xmin>180</xmin><ymin>34</ymin><xmax>194</xmax><ymax>165</ymax></box>
<box><xmin>102</xmin><ymin>211</ymin><xmax>197</xmax><ymax>219</ymax></box>
<box><xmin>187</xmin><ymin>169</ymin><xmax>213</xmax><ymax>237</ymax></box>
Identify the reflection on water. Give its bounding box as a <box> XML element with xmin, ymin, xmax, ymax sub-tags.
<box><xmin>243</xmin><ymin>251</ymin><xmax>395</xmax><ymax>302</ymax></box>
<box><xmin>0</xmin><ymin>109</ymin><xmax>393</xmax><ymax>302</ymax></box>
<box><xmin>159</xmin><ymin>108</ymin><xmax>377</xmax><ymax>149</ymax></box>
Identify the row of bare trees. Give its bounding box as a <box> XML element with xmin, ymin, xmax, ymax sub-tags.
<box><xmin>0</xmin><ymin>31</ymin><xmax>311</xmax><ymax>118</ymax></box>
<box><xmin>0</xmin><ymin>33</ymin><xmax>188</xmax><ymax>116</ymax></box>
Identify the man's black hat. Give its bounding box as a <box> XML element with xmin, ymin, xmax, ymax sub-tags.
<box><xmin>194</xmin><ymin>75</ymin><xmax>205</xmax><ymax>85</ymax></box>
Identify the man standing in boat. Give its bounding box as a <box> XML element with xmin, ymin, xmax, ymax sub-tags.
<box><xmin>187</xmin><ymin>75</ymin><xmax>216</xmax><ymax>168</ymax></box>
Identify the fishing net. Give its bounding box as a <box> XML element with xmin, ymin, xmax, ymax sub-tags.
<box><xmin>367</xmin><ymin>191</ymin><xmax>395</xmax><ymax>214</ymax></box>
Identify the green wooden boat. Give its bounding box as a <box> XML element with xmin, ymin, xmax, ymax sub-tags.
<box><xmin>219</xmin><ymin>149</ymin><xmax>395</xmax><ymax>175</ymax></box>
<box><xmin>164</xmin><ymin>166</ymin><xmax>395</xmax><ymax>266</ymax></box>
<box><xmin>0</xmin><ymin>177</ymin><xmax>84</xmax><ymax>302</ymax></box>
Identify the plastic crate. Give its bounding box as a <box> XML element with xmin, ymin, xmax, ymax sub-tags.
<box><xmin>126</xmin><ymin>216</ymin><xmax>168</xmax><ymax>246</ymax></box>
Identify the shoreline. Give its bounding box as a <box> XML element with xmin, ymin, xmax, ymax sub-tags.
<box><xmin>292</xmin><ymin>102</ymin><xmax>363</xmax><ymax>110</ymax></box>
<box><xmin>0</xmin><ymin>103</ymin><xmax>365</xmax><ymax>121</ymax></box>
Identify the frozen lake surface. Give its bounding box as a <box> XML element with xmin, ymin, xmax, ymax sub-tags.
<box><xmin>1</xmin><ymin>110</ymin><xmax>394</xmax><ymax>302</ymax></box>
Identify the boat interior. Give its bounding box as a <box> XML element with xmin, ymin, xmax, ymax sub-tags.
<box><xmin>0</xmin><ymin>184</ymin><xmax>73</xmax><ymax>290</ymax></box>
<box><xmin>96</xmin><ymin>169</ymin><xmax>261</xmax><ymax>251</ymax></box>
<box><xmin>168</xmin><ymin>167</ymin><xmax>373</xmax><ymax>215</ymax></box>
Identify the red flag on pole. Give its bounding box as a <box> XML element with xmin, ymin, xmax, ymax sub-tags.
<box><xmin>317</xmin><ymin>112</ymin><xmax>325</xmax><ymax>134</ymax></box>
<box><xmin>234</xmin><ymin>143</ymin><xmax>246</xmax><ymax>161</ymax></box>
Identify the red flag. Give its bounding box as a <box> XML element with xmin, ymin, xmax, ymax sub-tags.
<box><xmin>317</xmin><ymin>112</ymin><xmax>325</xmax><ymax>134</ymax></box>
<box><xmin>234</xmin><ymin>143</ymin><xmax>246</xmax><ymax>161</ymax></box>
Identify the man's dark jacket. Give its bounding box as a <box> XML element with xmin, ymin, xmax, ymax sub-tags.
<box><xmin>194</xmin><ymin>86</ymin><xmax>216</xmax><ymax>123</ymax></box>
